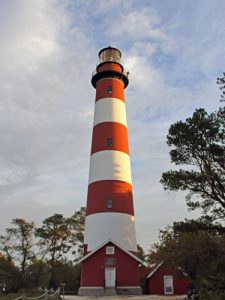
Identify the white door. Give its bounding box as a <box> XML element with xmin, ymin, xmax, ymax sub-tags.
<box><xmin>164</xmin><ymin>276</ymin><xmax>173</xmax><ymax>294</ymax></box>
<box><xmin>105</xmin><ymin>267</ymin><xmax>116</xmax><ymax>287</ymax></box>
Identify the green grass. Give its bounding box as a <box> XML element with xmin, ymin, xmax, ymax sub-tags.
<box><xmin>0</xmin><ymin>290</ymin><xmax>45</xmax><ymax>300</ymax></box>
<box><xmin>0</xmin><ymin>293</ymin><xmax>22</xmax><ymax>300</ymax></box>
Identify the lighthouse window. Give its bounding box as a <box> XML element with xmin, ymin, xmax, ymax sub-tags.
<box><xmin>107</xmin><ymin>138</ymin><xmax>113</xmax><ymax>147</ymax></box>
<box><xmin>107</xmin><ymin>86</ymin><xmax>112</xmax><ymax>94</ymax></box>
<box><xmin>107</xmin><ymin>199</ymin><xmax>113</xmax><ymax>208</ymax></box>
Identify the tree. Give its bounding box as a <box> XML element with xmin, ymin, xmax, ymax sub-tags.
<box><xmin>160</xmin><ymin>107</ymin><xmax>225</xmax><ymax>221</ymax></box>
<box><xmin>217</xmin><ymin>72</ymin><xmax>225</xmax><ymax>102</ymax></box>
<box><xmin>137</xmin><ymin>244</ymin><xmax>146</xmax><ymax>262</ymax></box>
<box><xmin>24</xmin><ymin>258</ymin><xmax>50</xmax><ymax>288</ymax></box>
<box><xmin>35</xmin><ymin>214</ymin><xmax>72</xmax><ymax>288</ymax></box>
<box><xmin>0</xmin><ymin>252</ymin><xmax>23</xmax><ymax>292</ymax></box>
<box><xmin>0</xmin><ymin>219</ymin><xmax>35</xmax><ymax>273</ymax></box>
<box><xmin>68</xmin><ymin>207</ymin><xmax>86</xmax><ymax>260</ymax></box>
<box><xmin>50</xmin><ymin>261</ymin><xmax>81</xmax><ymax>292</ymax></box>
<box><xmin>0</xmin><ymin>208</ymin><xmax>85</xmax><ymax>290</ymax></box>
<box><xmin>148</xmin><ymin>222</ymin><xmax>225</xmax><ymax>300</ymax></box>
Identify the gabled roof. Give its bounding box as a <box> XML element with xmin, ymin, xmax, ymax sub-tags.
<box><xmin>146</xmin><ymin>262</ymin><xmax>163</xmax><ymax>279</ymax></box>
<box><xmin>78</xmin><ymin>239</ymin><xmax>144</xmax><ymax>264</ymax></box>
<box><xmin>146</xmin><ymin>262</ymin><xmax>189</xmax><ymax>279</ymax></box>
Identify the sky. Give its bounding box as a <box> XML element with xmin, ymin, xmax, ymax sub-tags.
<box><xmin>0</xmin><ymin>0</ymin><xmax>225</xmax><ymax>252</ymax></box>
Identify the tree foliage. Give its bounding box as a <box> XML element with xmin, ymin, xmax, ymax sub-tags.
<box><xmin>0</xmin><ymin>219</ymin><xmax>35</xmax><ymax>273</ymax></box>
<box><xmin>217</xmin><ymin>72</ymin><xmax>225</xmax><ymax>102</ymax></box>
<box><xmin>0</xmin><ymin>253</ymin><xmax>23</xmax><ymax>292</ymax></box>
<box><xmin>157</xmin><ymin>101</ymin><xmax>225</xmax><ymax>299</ymax></box>
<box><xmin>148</xmin><ymin>222</ymin><xmax>225</xmax><ymax>299</ymax></box>
<box><xmin>68</xmin><ymin>207</ymin><xmax>86</xmax><ymax>259</ymax></box>
<box><xmin>35</xmin><ymin>214</ymin><xmax>72</xmax><ymax>288</ymax></box>
<box><xmin>0</xmin><ymin>207</ymin><xmax>86</xmax><ymax>292</ymax></box>
<box><xmin>161</xmin><ymin>107</ymin><xmax>225</xmax><ymax>220</ymax></box>
<box><xmin>24</xmin><ymin>259</ymin><xmax>50</xmax><ymax>288</ymax></box>
<box><xmin>137</xmin><ymin>244</ymin><xmax>146</xmax><ymax>262</ymax></box>
<box><xmin>36</xmin><ymin>214</ymin><xmax>71</xmax><ymax>265</ymax></box>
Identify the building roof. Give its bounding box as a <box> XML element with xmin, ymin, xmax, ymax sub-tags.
<box><xmin>78</xmin><ymin>239</ymin><xmax>144</xmax><ymax>264</ymax></box>
<box><xmin>146</xmin><ymin>262</ymin><xmax>163</xmax><ymax>279</ymax></box>
<box><xmin>146</xmin><ymin>262</ymin><xmax>189</xmax><ymax>279</ymax></box>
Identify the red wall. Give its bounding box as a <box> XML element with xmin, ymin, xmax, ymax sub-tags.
<box><xmin>147</xmin><ymin>266</ymin><xmax>191</xmax><ymax>295</ymax></box>
<box><xmin>95</xmin><ymin>78</ymin><xmax>125</xmax><ymax>101</ymax></box>
<box><xmin>80</xmin><ymin>242</ymin><xmax>140</xmax><ymax>287</ymax></box>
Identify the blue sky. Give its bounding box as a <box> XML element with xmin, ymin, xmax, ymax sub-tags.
<box><xmin>0</xmin><ymin>0</ymin><xmax>224</xmax><ymax>251</ymax></box>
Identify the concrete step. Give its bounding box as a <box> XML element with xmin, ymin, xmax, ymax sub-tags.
<box><xmin>104</xmin><ymin>287</ymin><xmax>117</xmax><ymax>296</ymax></box>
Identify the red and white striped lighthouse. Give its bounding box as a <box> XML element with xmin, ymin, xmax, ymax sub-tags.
<box><xmin>79</xmin><ymin>47</ymin><xmax>142</xmax><ymax>296</ymax></box>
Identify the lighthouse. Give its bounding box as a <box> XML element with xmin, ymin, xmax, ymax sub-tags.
<box><xmin>79</xmin><ymin>47</ymin><xmax>142</xmax><ymax>296</ymax></box>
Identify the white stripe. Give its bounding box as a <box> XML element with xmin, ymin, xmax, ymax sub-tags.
<box><xmin>93</xmin><ymin>98</ymin><xmax>127</xmax><ymax>127</ymax></box>
<box><xmin>89</xmin><ymin>150</ymin><xmax>132</xmax><ymax>184</ymax></box>
<box><xmin>84</xmin><ymin>212</ymin><xmax>137</xmax><ymax>252</ymax></box>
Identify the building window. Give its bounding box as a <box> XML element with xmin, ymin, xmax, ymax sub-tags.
<box><xmin>105</xmin><ymin>258</ymin><xmax>116</xmax><ymax>265</ymax></box>
<box><xmin>107</xmin><ymin>138</ymin><xmax>113</xmax><ymax>147</ymax></box>
<box><xmin>164</xmin><ymin>276</ymin><xmax>174</xmax><ymax>295</ymax></box>
<box><xmin>107</xmin><ymin>86</ymin><xmax>112</xmax><ymax>94</ymax></box>
<box><xmin>106</xmin><ymin>246</ymin><xmax>115</xmax><ymax>255</ymax></box>
<box><xmin>107</xmin><ymin>199</ymin><xmax>112</xmax><ymax>208</ymax></box>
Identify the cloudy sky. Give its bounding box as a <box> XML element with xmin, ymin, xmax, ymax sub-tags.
<box><xmin>0</xmin><ymin>0</ymin><xmax>224</xmax><ymax>251</ymax></box>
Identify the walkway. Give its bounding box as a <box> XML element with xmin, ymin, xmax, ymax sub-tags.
<box><xmin>64</xmin><ymin>295</ymin><xmax>186</xmax><ymax>300</ymax></box>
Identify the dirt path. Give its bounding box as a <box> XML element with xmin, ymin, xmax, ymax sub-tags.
<box><xmin>65</xmin><ymin>295</ymin><xmax>186</xmax><ymax>300</ymax></box>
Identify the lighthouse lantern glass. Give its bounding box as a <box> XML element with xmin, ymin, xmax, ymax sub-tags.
<box><xmin>99</xmin><ymin>48</ymin><xmax>121</xmax><ymax>64</ymax></box>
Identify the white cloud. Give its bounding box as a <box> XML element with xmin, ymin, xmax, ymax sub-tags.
<box><xmin>109</xmin><ymin>7</ymin><xmax>161</xmax><ymax>38</ymax></box>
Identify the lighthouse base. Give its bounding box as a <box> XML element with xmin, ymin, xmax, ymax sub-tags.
<box><xmin>78</xmin><ymin>287</ymin><xmax>104</xmax><ymax>297</ymax></box>
<box><xmin>78</xmin><ymin>286</ymin><xmax>142</xmax><ymax>296</ymax></box>
<box><xmin>117</xmin><ymin>286</ymin><xmax>142</xmax><ymax>295</ymax></box>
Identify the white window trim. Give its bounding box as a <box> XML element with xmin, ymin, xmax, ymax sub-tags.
<box><xmin>106</xmin><ymin>246</ymin><xmax>115</xmax><ymax>255</ymax></box>
<box><xmin>164</xmin><ymin>275</ymin><xmax>174</xmax><ymax>295</ymax></box>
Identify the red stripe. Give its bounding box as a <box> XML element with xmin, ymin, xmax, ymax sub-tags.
<box><xmin>96</xmin><ymin>79</ymin><xmax>125</xmax><ymax>102</ymax></box>
<box><xmin>86</xmin><ymin>180</ymin><xmax>134</xmax><ymax>216</ymax></box>
<box><xmin>91</xmin><ymin>122</ymin><xmax>129</xmax><ymax>155</ymax></box>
